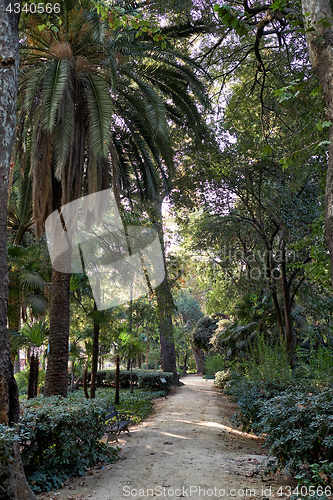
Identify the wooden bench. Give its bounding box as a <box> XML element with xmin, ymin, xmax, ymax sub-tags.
<box><xmin>105</xmin><ymin>405</ymin><xmax>131</xmax><ymax>443</ymax></box>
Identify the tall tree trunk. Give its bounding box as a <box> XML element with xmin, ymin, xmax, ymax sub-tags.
<box><xmin>0</xmin><ymin>2</ymin><xmax>36</xmax><ymax>497</ymax></box>
<box><xmin>281</xmin><ymin>243</ymin><xmax>294</xmax><ymax>368</ymax></box>
<box><xmin>150</xmin><ymin>200</ymin><xmax>177</xmax><ymax>382</ymax></box>
<box><xmin>28</xmin><ymin>353</ymin><xmax>39</xmax><ymax>399</ymax></box>
<box><xmin>83</xmin><ymin>366</ymin><xmax>89</xmax><ymax>399</ymax></box>
<box><xmin>44</xmin><ymin>269</ymin><xmax>71</xmax><ymax>397</ymax></box>
<box><xmin>301</xmin><ymin>0</ymin><xmax>333</xmax><ymax>288</ymax></box>
<box><xmin>90</xmin><ymin>302</ymin><xmax>99</xmax><ymax>399</ymax></box>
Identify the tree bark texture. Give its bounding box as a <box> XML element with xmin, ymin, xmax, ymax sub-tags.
<box><xmin>0</xmin><ymin>2</ymin><xmax>37</xmax><ymax>497</ymax></box>
<box><xmin>27</xmin><ymin>354</ymin><xmax>39</xmax><ymax>399</ymax></box>
<box><xmin>301</xmin><ymin>0</ymin><xmax>333</xmax><ymax>286</ymax></box>
<box><xmin>150</xmin><ymin>200</ymin><xmax>177</xmax><ymax>381</ymax></box>
<box><xmin>44</xmin><ymin>269</ymin><xmax>71</xmax><ymax>397</ymax></box>
<box><xmin>191</xmin><ymin>346</ymin><xmax>205</xmax><ymax>375</ymax></box>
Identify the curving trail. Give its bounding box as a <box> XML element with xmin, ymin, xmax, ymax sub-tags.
<box><xmin>38</xmin><ymin>376</ymin><xmax>292</xmax><ymax>500</ymax></box>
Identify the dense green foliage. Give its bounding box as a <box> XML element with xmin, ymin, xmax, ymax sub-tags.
<box><xmin>221</xmin><ymin>336</ymin><xmax>333</xmax><ymax>488</ymax></box>
<box><xmin>18</xmin><ymin>388</ymin><xmax>163</xmax><ymax>493</ymax></box>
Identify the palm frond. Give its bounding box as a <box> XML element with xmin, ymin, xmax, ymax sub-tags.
<box><xmin>79</xmin><ymin>70</ymin><xmax>112</xmax><ymax>159</ymax></box>
<box><xmin>21</xmin><ymin>269</ymin><xmax>46</xmax><ymax>290</ymax></box>
<box><xmin>42</xmin><ymin>58</ymin><xmax>73</xmax><ymax>132</ymax></box>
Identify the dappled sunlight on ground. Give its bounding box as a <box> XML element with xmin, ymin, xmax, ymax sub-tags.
<box><xmin>39</xmin><ymin>376</ymin><xmax>293</xmax><ymax>500</ymax></box>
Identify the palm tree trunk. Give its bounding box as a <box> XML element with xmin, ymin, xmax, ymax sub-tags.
<box><xmin>0</xmin><ymin>2</ymin><xmax>36</xmax><ymax>497</ymax></box>
<box><xmin>28</xmin><ymin>353</ymin><xmax>39</xmax><ymax>399</ymax></box>
<box><xmin>44</xmin><ymin>269</ymin><xmax>71</xmax><ymax>397</ymax></box>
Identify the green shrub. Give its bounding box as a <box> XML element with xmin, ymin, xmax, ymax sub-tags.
<box><xmin>204</xmin><ymin>354</ymin><xmax>225</xmax><ymax>378</ymax></box>
<box><xmin>258</xmin><ymin>387</ymin><xmax>333</xmax><ymax>477</ymax></box>
<box><xmin>72</xmin><ymin>369</ymin><xmax>173</xmax><ymax>390</ymax></box>
<box><xmin>309</xmin><ymin>346</ymin><xmax>333</xmax><ymax>386</ymax></box>
<box><xmin>18</xmin><ymin>388</ymin><xmax>164</xmax><ymax>493</ymax></box>
<box><xmin>20</xmin><ymin>395</ymin><xmax>118</xmax><ymax>493</ymax></box>
<box><xmin>214</xmin><ymin>370</ymin><xmax>231</xmax><ymax>389</ymax></box>
<box><xmin>244</xmin><ymin>334</ymin><xmax>291</xmax><ymax>384</ymax></box>
<box><xmin>224</xmin><ymin>371</ymin><xmax>293</xmax><ymax>432</ymax></box>
<box><xmin>137</xmin><ymin>371</ymin><xmax>173</xmax><ymax>391</ymax></box>
<box><xmin>15</xmin><ymin>369</ymin><xmax>46</xmax><ymax>396</ymax></box>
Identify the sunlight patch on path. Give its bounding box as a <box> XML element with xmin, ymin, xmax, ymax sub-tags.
<box><xmin>160</xmin><ymin>431</ymin><xmax>191</xmax><ymax>440</ymax></box>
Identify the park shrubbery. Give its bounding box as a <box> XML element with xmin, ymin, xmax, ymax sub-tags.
<box><xmin>3</xmin><ymin>388</ymin><xmax>164</xmax><ymax>493</ymax></box>
<box><xmin>220</xmin><ymin>336</ymin><xmax>333</xmax><ymax>492</ymax></box>
<box><xmin>19</xmin><ymin>394</ymin><xmax>118</xmax><ymax>492</ymax></box>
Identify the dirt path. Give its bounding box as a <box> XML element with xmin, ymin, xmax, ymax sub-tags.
<box><xmin>39</xmin><ymin>376</ymin><xmax>293</xmax><ymax>500</ymax></box>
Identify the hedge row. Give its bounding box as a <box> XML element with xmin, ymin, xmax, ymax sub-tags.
<box><xmin>80</xmin><ymin>370</ymin><xmax>173</xmax><ymax>391</ymax></box>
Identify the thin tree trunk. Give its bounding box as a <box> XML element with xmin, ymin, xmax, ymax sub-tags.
<box><xmin>266</xmin><ymin>249</ymin><xmax>285</xmax><ymax>339</ymax></box>
<box><xmin>182</xmin><ymin>351</ymin><xmax>188</xmax><ymax>376</ymax></box>
<box><xmin>83</xmin><ymin>367</ymin><xmax>89</xmax><ymax>399</ymax></box>
<box><xmin>301</xmin><ymin>0</ymin><xmax>333</xmax><ymax>288</ymax></box>
<box><xmin>130</xmin><ymin>359</ymin><xmax>133</xmax><ymax>394</ymax></box>
<box><xmin>115</xmin><ymin>354</ymin><xmax>120</xmax><ymax>405</ymax></box>
<box><xmin>0</xmin><ymin>1</ymin><xmax>36</xmax><ymax>497</ymax></box>
<box><xmin>281</xmin><ymin>243</ymin><xmax>294</xmax><ymax>368</ymax></box>
<box><xmin>70</xmin><ymin>361</ymin><xmax>75</xmax><ymax>392</ymax></box>
<box><xmin>90</xmin><ymin>301</ymin><xmax>99</xmax><ymax>399</ymax></box>
<box><xmin>44</xmin><ymin>269</ymin><xmax>71</xmax><ymax>397</ymax></box>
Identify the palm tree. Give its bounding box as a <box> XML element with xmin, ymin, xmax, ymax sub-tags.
<box><xmin>11</xmin><ymin>319</ymin><xmax>49</xmax><ymax>399</ymax></box>
<box><xmin>7</xmin><ymin>244</ymin><xmax>48</xmax><ymax>373</ymax></box>
<box><xmin>16</xmin><ymin>0</ymin><xmax>208</xmax><ymax>395</ymax></box>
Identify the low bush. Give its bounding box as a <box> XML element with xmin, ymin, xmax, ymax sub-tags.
<box><xmin>258</xmin><ymin>387</ymin><xmax>333</xmax><ymax>477</ymax></box>
<box><xmin>214</xmin><ymin>370</ymin><xmax>231</xmax><ymax>389</ymax></box>
<box><xmin>137</xmin><ymin>371</ymin><xmax>173</xmax><ymax>391</ymax></box>
<box><xmin>204</xmin><ymin>354</ymin><xmax>225</xmax><ymax>379</ymax></box>
<box><xmin>224</xmin><ymin>372</ymin><xmax>291</xmax><ymax>432</ymax></box>
<box><xmin>309</xmin><ymin>346</ymin><xmax>333</xmax><ymax>386</ymax></box>
<box><xmin>244</xmin><ymin>334</ymin><xmax>292</xmax><ymax>384</ymax></box>
<box><xmin>20</xmin><ymin>395</ymin><xmax>118</xmax><ymax>493</ymax></box>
